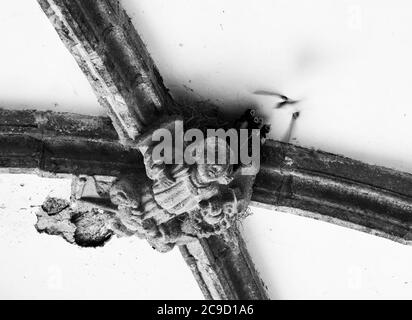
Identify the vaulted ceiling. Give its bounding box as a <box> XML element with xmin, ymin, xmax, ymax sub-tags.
<box><xmin>2</xmin><ymin>0</ymin><xmax>412</xmax><ymax>299</ymax></box>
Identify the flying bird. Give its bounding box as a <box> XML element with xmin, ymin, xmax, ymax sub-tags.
<box><xmin>253</xmin><ymin>90</ymin><xmax>300</xmax><ymax>109</ymax></box>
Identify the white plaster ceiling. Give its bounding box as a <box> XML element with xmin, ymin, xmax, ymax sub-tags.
<box><xmin>244</xmin><ymin>206</ymin><xmax>412</xmax><ymax>299</ymax></box>
<box><xmin>121</xmin><ymin>0</ymin><xmax>412</xmax><ymax>174</ymax></box>
<box><xmin>0</xmin><ymin>0</ymin><xmax>102</xmax><ymax>115</ymax></box>
<box><xmin>0</xmin><ymin>174</ymin><xmax>203</xmax><ymax>299</ymax></box>
<box><xmin>1</xmin><ymin>0</ymin><xmax>412</xmax><ymax>299</ymax></box>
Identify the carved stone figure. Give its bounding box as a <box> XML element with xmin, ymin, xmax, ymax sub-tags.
<box><xmin>36</xmin><ymin>109</ymin><xmax>269</xmax><ymax>252</ymax></box>
<box><xmin>108</xmin><ymin>110</ymin><xmax>268</xmax><ymax>251</ymax></box>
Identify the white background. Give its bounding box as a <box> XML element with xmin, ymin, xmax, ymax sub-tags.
<box><xmin>0</xmin><ymin>175</ymin><xmax>203</xmax><ymax>299</ymax></box>
<box><xmin>1</xmin><ymin>0</ymin><xmax>412</xmax><ymax>299</ymax></box>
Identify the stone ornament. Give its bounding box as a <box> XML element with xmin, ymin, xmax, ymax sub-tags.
<box><xmin>36</xmin><ymin>110</ymin><xmax>269</xmax><ymax>252</ymax></box>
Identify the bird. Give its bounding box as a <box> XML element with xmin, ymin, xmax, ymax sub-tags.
<box><xmin>253</xmin><ymin>90</ymin><xmax>300</xmax><ymax>109</ymax></box>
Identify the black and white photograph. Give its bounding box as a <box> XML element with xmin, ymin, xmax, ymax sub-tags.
<box><xmin>1</xmin><ymin>0</ymin><xmax>412</xmax><ymax>304</ymax></box>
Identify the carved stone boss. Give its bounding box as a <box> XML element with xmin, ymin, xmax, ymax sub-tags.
<box><xmin>37</xmin><ymin>110</ymin><xmax>270</xmax><ymax>252</ymax></box>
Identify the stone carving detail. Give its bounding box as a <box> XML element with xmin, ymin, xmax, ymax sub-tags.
<box><xmin>36</xmin><ymin>109</ymin><xmax>269</xmax><ymax>252</ymax></box>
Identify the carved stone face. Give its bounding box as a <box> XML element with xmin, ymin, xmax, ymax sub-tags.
<box><xmin>194</xmin><ymin>136</ymin><xmax>235</xmax><ymax>185</ymax></box>
<box><xmin>222</xmin><ymin>201</ymin><xmax>236</xmax><ymax>217</ymax></box>
<box><xmin>109</xmin><ymin>177</ymin><xmax>141</xmax><ymax>209</ymax></box>
<box><xmin>196</xmin><ymin>163</ymin><xmax>233</xmax><ymax>185</ymax></box>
